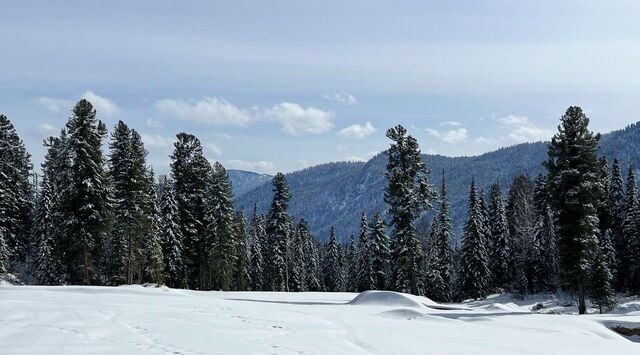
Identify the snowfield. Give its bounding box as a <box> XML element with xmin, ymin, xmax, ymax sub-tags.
<box><xmin>1</xmin><ymin>285</ymin><xmax>639</xmax><ymax>354</ymax></box>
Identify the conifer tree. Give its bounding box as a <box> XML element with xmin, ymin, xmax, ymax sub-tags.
<box><xmin>355</xmin><ymin>212</ymin><xmax>374</xmax><ymax>292</ymax></box>
<box><xmin>204</xmin><ymin>162</ymin><xmax>236</xmax><ymax>291</ymax></box>
<box><xmin>533</xmin><ymin>174</ymin><xmax>558</xmax><ymax>292</ymax></box>
<box><xmin>507</xmin><ymin>174</ymin><xmax>537</xmax><ymax>294</ymax></box>
<box><xmin>322</xmin><ymin>226</ymin><xmax>341</xmax><ymax>292</ymax></box>
<box><xmin>623</xmin><ymin>167</ymin><xmax>640</xmax><ymax>292</ymax></box>
<box><xmin>425</xmin><ymin>173</ymin><xmax>454</xmax><ymax>302</ymax></box>
<box><xmin>60</xmin><ymin>100</ymin><xmax>110</xmax><ymax>284</ymax></box>
<box><xmin>265</xmin><ymin>173</ymin><xmax>292</xmax><ymax>291</ymax></box>
<box><xmin>142</xmin><ymin>171</ymin><xmax>164</xmax><ymax>285</ymax></box>
<box><xmin>158</xmin><ymin>177</ymin><xmax>185</xmax><ymax>288</ymax></box>
<box><xmin>369</xmin><ymin>213</ymin><xmax>390</xmax><ymax>290</ymax></box>
<box><xmin>248</xmin><ymin>210</ymin><xmax>265</xmax><ymax>291</ymax></box>
<box><xmin>459</xmin><ymin>179</ymin><xmax>490</xmax><ymax>300</ymax></box>
<box><xmin>300</xmin><ymin>219</ymin><xmax>321</xmax><ymax>291</ymax></box>
<box><xmin>289</xmin><ymin>219</ymin><xmax>308</xmax><ymax>292</ymax></box>
<box><xmin>488</xmin><ymin>182</ymin><xmax>510</xmax><ymax>291</ymax></box>
<box><xmin>344</xmin><ymin>234</ymin><xmax>358</xmax><ymax>292</ymax></box>
<box><xmin>590</xmin><ymin>242</ymin><xmax>616</xmax><ymax>314</ymax></box>
<box><xmin>608</xmin><ymin>159</ymin><xmax>626</xmax><ymax>290</ymax></box>
<box><xmin>545</xmin><ymin>106</ymin><xmax>603</xmax><ymax>314</ymax></box>
<box><xmin>232</xmin><ymin>211</ymin><xmax>249</xmax><ymax>291</ymax></box>
<box><xmin>0</xmin><ymin>227</ymin><xmax>8</xmax><ymax>273</ymax></box>
<box><xmin>0</xmin><ymin>114</ymin><xmax>33</xmax><ymax>265</ymax></box>
<box><xmin>171</xmin><ymin>133</ymin><xmax>211</xmax><ymax>289</ymax></box>
<box><xmin>384</xmin><ymin>125</ymin><xmax>435</xmax><ymax>295</ymax></box>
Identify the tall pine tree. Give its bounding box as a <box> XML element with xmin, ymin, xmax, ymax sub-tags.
<box><xmin>459</xmin><ymin>179</ymin><xmax>490</xmax><ymax>300</ymax></box>
<box><xmin>265</xmin><ymin>173</ymin><xmax>292</xmax><ymax>291</ymax></box>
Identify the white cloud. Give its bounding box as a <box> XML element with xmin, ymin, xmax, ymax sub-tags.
<box><xmin>338</xmin><ymin>121</ymin><xmax>377</xmax><ymax>139</ymax></box>
<box><xmin>140</xmin><ymin>133</ymin><xmax>175</xmax><ymax>149</ymax></box>
<box><xmin>426</xmin><ymin>127</ymin><xmax>468</xmax><ymax>143</ymax></box>
<box><xmin>36</xmin><ymin>97</ymin><xmax>73</xmax><ymax>114</ymax></box>
<box><xmin>145</xmin><ymin>118</ymin><xmax>164</xmax><ymax>129</ymax></box>
<box><xmin>322</xmin><ymin>93</ymin><xmax>358</xmax><ymax>105</ymax></box>
<box><xmin>475</xmin><ymin>136</ymin><xmax>493</xmax><ymax>143</ymax></box>
<box><xmin>439</xmin><ymin>120</ymin><xmax>463</xmax><ymax>127</ymax></box>
<box><xmin>81</xmin><ymin>91</ymin><xmax>119</xmax><ymax>117</ymax></box>
<box><xmin>206</xmin><ymin>142</ymin><xmax>223</xmax><ymax>156</ymax></box>
<box><xmin>214</xmin><ymin>133</ymin><xmax>233</xmax><ymax>141</ymax></box>
<box><xmin>263</xmin><ymin>102</ymin><xmax>334</xmax><ymax>136</ymax></box>
<box><xmin>154</xmin><ymin>97</ymin><xmax>252</xmax><ymax>126</ymax></box>
<box><xmin>496</xmin><ymin>115</ymin><xmax>554</xmax><ymax>142</ymax></box>
<box><xmin>425</xmin><ymin>148</ymin><xmax>438</xmax><ymax>155</ymax></box>
<box><xmin>226</xmin><ymin>159</ymin><xmax>275</xmax><ymax>174</ymax></box>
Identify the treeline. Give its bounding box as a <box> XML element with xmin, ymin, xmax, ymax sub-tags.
<box><xmin>0</xmin><ymin>102</ymin><xmax>638</xmax><ymax>314</ymax></box>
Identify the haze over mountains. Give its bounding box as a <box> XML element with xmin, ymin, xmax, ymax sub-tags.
<box><xmin>230</xmin><ymin>122</ymin><xmax>640</xmax><ymax>242</ymax></box>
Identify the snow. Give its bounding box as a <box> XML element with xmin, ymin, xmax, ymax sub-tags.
<box><xmin>1</xmin><ymin>285</ymin><xmax>639</xmax><ymax>354</ymax></box>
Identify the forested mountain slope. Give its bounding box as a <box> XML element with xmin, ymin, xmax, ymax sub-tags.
<box><xmin>232</xmin><ymin>122</ymin><xmax>640</xmax><ymax>241</ymax></box>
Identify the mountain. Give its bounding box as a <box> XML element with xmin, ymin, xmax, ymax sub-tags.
<box><xmin>231</xmin><ymin>123</ymin><xmax>640</xmax><ymax>242</ymax></box>
<box><xmin>227</xmin><ymin>170</ymin><xmax>273</xmax><ymax>199</ymax></box>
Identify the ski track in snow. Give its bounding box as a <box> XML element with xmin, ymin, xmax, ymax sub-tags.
<box><xmin>1</xmin><ymin>286</ymin><xmax>639</xmax><ymax>354</ymax></box>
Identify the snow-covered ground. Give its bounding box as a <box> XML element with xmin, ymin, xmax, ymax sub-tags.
<box><xmin>1</xmin><ymin>284</ymin><xmax>639</xmax><ymax>354</ymax></box>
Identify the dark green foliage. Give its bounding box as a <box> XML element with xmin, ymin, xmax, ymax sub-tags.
<box><xmin>608</xmin><ymin>159</ymin><xmax>626</xmax><ymax>290</ymax></box>
<box><xmin>488</xmin><ymin>182</ymin><xmax>510</xmax><ymax>291</ymax></box>
<box><xmin>248</xmin><ymin>209</ymin><xmax>265</xmax><ymax>291</ymax></box>
<box><xmin>384</xmin><ymin>125</ymin><xmax>435</xmax><ymax>295</ymax></box>
<box><xmin>623</xmin><ymin>168</ymin><xmax>640</xmax><ymax>292</ymax></box>
<box><xmin>171</xmin><ymin>133</ymin><xmax>211</xmax><ymax>289</ymax></box>
<box><xmin>545</xmin><ymin>106</ymin><xmax>603</xmax><ymax>314</ymax></box>
<box><xmin>458</xmin><ymin>179</ymin><xmax>490</xmax><ymax>300</ymax></box>
<box><xmin>159</xmin><ymin>177</ymin><xmax>185</xmax><ymax>288</ymax></box>
<box><xmin>265</xmin><ymin>173</ymin><xmax>292</xmax><ymax>291</ymax></box>
<box><xmin>369</xmin><ymin>213</ymin><xmax>390</xmax><ymax>290</ymax></box>
<box><xmin>355</xmin><ymin>212</ymin><xmax>374</xmax><ymax>292</ymax></box>
<box><xmin>425</xmin><ymin>173</ymin><xmax>454</xmax><ymax>302</ymax></box>
<box><xmin>322</xmin><ymin>226</ymin><xmax>341</xmax><ymax>292</ymax></box>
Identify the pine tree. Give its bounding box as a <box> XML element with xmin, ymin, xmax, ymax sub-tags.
<box><xmin>488</xmin><ymin>182</ymin><xmax>510</xmax><ymax>291</ymax></box>
<box><xmin>597</xmin><ymin>156</ymin><xmax>612</xmax><ymax>233</ymax></box>
<box><xmin>158</xmin><ymin>177</ymin><xmax>185</xmax><ymax>288</ymax></box>
<box><xmin>171</xmin><ymin>133</ymin><xmax>211</xmax><ymax>289</ymax></box>
<box><xmin>459</xmin><ymin>179</ymin><xmax>490</xmax><ymax>300</ymax></box>
<box><xmin>203</xmin><ymin>162</ymin><xmax>236</xmax><ymax>291</ymax></box>
<box><xmin>322</xmin><ymin>226</ymin><xmax>341</xmax><ymax>292</ymax></box>
<box><xmin>59</xmin><ymin>100</ymin><xmax>111</xmax><ymax>284</ymax></box>
<box><xmin>545</xmin><ymin>106</ymin><xmax>603</xmax><ymax>314</ymax></box>
<box><xmin>265</xmin><ymin>173</ymin><xmax>292</xmax><ymax>291</ymax></box>
<box><xmin>344</xmin><ymin>234</ymin><xmax>358</xmax><ymax>292</ymax></box>
<box><xmin>0</xmin><ymin>114</ymin><xmax>33</xmax><ymax>265</ymax></box>
<box><xmin>369</xmin><ymin>213</ymin><xmax>390</xmax><ymax>290</ymax></box>
<box><xmin>608</xmin><ymin>159</ymin><xmax>626</xmax><ymax>290</ymax></box>
<box><xmin>623</xmin><ymin>167</ymin><xmax>640</xmax><ymax>292</ymax></box>
<box><xmin>384</xmin><ymin>125</ymin><xmax>435</xmax><ymax>295</ymax></box>
<box><xmin>355</xmin><ymin>212</ymin><xmax>374</xmax><ymax>292</ymax></box>
<box><xmin>425</xmin><ymin>172</ymin><xmax>454</xmax><ymax>302</ymax></box>
<box><xmin>0</xmin><ymin>226</ymin><xmax>8</xmax><ymax>273</ymax></box>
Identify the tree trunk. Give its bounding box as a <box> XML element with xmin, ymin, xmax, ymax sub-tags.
<box><xmin>578</xmin><ymin>282</ymin><xmax>586</xmax><ymax>314</ymax></box>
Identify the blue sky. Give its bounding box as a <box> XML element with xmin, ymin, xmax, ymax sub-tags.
<box><xmin>2</xmin><ymin>0</ymin><xmax>640</xmax><ymax>175</ymax></box>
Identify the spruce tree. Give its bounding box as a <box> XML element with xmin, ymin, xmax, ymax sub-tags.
<box><xmin>300</xmin><ymin>219</ymin><xmax>321</xmax><ymax>291</ymax></box>
<box><xmin>384</xmin><ymin>125</ymin><xmax>435</xmax><ymax>295</ymax></box>
<box><xmin>533</xmin><ymin>174</ymin><xmax>558</xmax><ymax>292</ymax></box>
<box><xmin>232</xmin><ymin>211</ymin><xmax>249</xmax><ymax>291</ymax></box>
<box><xmin>289</xmin><ymin>219</ymin><xmax>308</xmax><ymax>292</ymax></box>
<box><xmin>248</xmin><ymin>210</ymin><xmax>265</xmax><ymax>291</ymax></box>
<box><xmin>322</xmin><ymin>226</ymin><xmax>341</xmax><ymax>292</ymax></box>
<box><xmin>142</xmin><ymin>171</ymin><xmax>164</xmax><ymax>285</ymax></box>
<box><xmin>545</xmin><ymin>106</ymin><xmax>603</xmax><ymax>314</ymax></box>
<box><xmin>369</xmin><ymin>213</ymin><xmax>390</xmax><ymax>290</ymax></box>
<box><xmin>488</xmin><ymin>182</ymin><xmax>510</xmax><ymax>291</ymax></box>
<box><xmin>623</xmin><ymin>167</ymin><xmax>640</xmax><ymax>292</ymax></box>
<box><xmin>608</xmin><ymin>159</ymin><xmax>626</xmax><ymax>290</ymax></box>
<box><xmin>459</xmin><ymin>179</ymin><xmax>490</xmax><ymax>300</ymax></box>
<box><xmin>425</xmin><ymin>173</ymin><xmax>454</xmax><ymax>302</ymax></box>
<box><xmin>507</xmin><ymin>174</ymin><xmax>537</xmax><ymax>294</ymax></box>
<box><xmin>590</xmin><ymin>242</ymin><xmax>617</xmax><ymax>314</ymax></box>
<box><xmin>344</xmin><ymin>234</ymin><xmax>358</xmax><ymax>292</ymax></box>
<box><xmin>59</xmin><ymin>100</ymin><xmax>110</xmax><ymax>284</ymax></box>
<box><xmin>170</xmin><ymin>133</ymin><xmax>211</xmax><ymax>289</ymax></box>
<box><xmin>355</xmin><ymin>212</ymin><xmax>374</xmax><ymax>292</ymax></box>
<box><xmin>158</xmin><ymin>177</ymin><xmax>185</xmax><ymax>288</ymax></box>
<box><xmin>204</xmin><ymin>162</ymin><xmax>236</xmax><ymax>291</ymax></box>
<box><xmin>0</xmin><ymin>114</ymin><xmax>33</xmax><ymax>265</ymax></box>
<box><xmin>265</xmin><ymin>173</ymin><xmax>292</xmax><ymax>291</ymax></box>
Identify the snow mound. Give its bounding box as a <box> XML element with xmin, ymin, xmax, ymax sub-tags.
<box><xmin>379</xmin><ymin>308</ymin><xmax>428</xmax><ymax>319</ymax></box>
<box><xmin>349</xmin><ymin>290</ymin><xmax>430</xmax><ymax>308</ymax></box>
<box><xmin>480</xmin><ymin>302</ymin><xmax>525</xmax><ymax>312</ymax></box>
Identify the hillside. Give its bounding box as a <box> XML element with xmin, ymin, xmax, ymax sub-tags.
<box><xmin>232</xmin><ymin>123</ymin><xmax>640</xmax><ymax>241</ymax></box>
